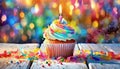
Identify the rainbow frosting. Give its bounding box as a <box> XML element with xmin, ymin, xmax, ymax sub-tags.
<box><xmin>43</xmin><ymin>19</ymin><xmax>76</xmax><ymax>41</ymax></box>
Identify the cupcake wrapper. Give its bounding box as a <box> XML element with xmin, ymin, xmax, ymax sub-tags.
<box><xmin>42</xmin><ymin>43</ymin><xmax>75</xmax><ymax>58</ymax></box>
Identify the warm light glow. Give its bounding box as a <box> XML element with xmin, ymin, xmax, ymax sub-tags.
<box><xmin>59</xmin><ymin>4</ymin><xmax>62</xmax><ymax>14</ymax></box>
<box><xmin>92</xmin><ymin>20</ymin><xmax>99</xmax><ymax>28</ymax></box>
<box><xmin>75</xmin><ymin>0</ymin><xmax>79</xmax><ymax>8</ymax></box>
<box><xmin>21</xmin><ymin>19</ymin><xmax>27</xmax><ymax>27</ymax></box>
<box><xmin>74</xmin><ymin>9</ymin><xmax>80</xmax><ymax>15</ymax></box>
<box><xmin>1</xmin><ymin>14</ymin><xmax>7</xmax><ymax>22</ymax></box>
<box><xmin>69</xmin><ymin>5</ymin><xmax>74</xmax><ymax>15</ymax></box>
<box><xmin>20</xmin><ymin>11</ymin><xmax>25</xmax><ymax>18</ymax></box>
<box><xmin>52</xmin><ymin>2</ymin><xmax>57</xmax><ymax>8</ymax></box>
<box><xmin>3</xmin><ymin>35</ymin><xmax>8</xmax><ymax>43</ymax></box>
<box><xmin>25</xmin><ymin>0</ymin><xmax>32</xmax><ymax>7</ymax></box>
<box><xmin>100</xmin><ymin>9</ymin><xmax>105</xmax><ymax>17</ymax></box>
<box><xmin>21</xmin><ymin>34</ymin><xmax>27</xmax><ymax>41</ymax></box>
<box><xmin>29</xmin><ymin>23</ymin><xmax>35</xmax><ymax>29</ymax></box>
<box><xmin>91</xmin><ymin>0</ymin><xmax>95</xmax><ymax>9</ymax></box>
<box><xmin>16</xmin><ymin>0</ymin><xmax>33</xmax><ymax>7</ymax></box>
<box><xmin>35</xmin><ymin>4</ymin><xmax>39</xmax><ymax>13</ymax></box>
<box><xmin>116</xmin><ymin>0</ymin><xmax>120</xmax><ymax>5</ymax></box>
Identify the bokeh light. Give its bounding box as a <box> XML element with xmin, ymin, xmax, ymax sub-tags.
<box><xmin>29</xmin><ymin>23</ymin><xmax>35</xmax><ymax>29</ymax></box>
<box><xmin>21</xmin><ymin>18</ymin><xmax>27</xmax><ymax>27</ymax></box>
<box><xmin>0</xmin><ymin>0</ymin><xmax>120</xmax><ymax>43</ymax></box>
<box><xmin>21</xmin><ymin>34</ymin><xmax>27</xmax><ymax>41</ymax></box>
<box><xmin>52</xmin><ymin>2</ymin><xmax>57</xmax><ymax>8</ymax></box>
<box><xmin>19</xmin><ymin>11</ymin><xmax>25</xmax><ymax>18</ymax></box>
<box><xmin>1</xmin><ymin>14</ymin><xmax>7</xmax><ymax>22</ymax></box>
<box><xmin>92</xmin><ymin>20</ymin><xmax>99</xmax><ymax>28</ymax></box>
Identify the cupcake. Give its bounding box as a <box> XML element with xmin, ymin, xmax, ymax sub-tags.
<box><xmin>43</xmin><ymin>19</ymin><xmax>76</xmax><ymax>58</ymax></box>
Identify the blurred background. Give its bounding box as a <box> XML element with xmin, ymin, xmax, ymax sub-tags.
<box><xmin>0</xmin><ymin>0</ymin><xmax>120</xmax><ymax>43</ymax></box>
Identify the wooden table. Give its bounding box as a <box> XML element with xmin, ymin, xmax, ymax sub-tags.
<box><xmin>89</xmin><ymin>63</ymin><xmax>120</xmax><ymax>69</ymax></box>
<box><xmin>31</xmin><ymin>44</ymin><xmax>88</xmax><ymax>69</ymax></box>
<box><xmin>0</xmin><ymin>43</ymin><xmax>39</xmax><ymax>69</ymax></box>
<box><xmin>31</xmin><ymin>60</ymin><xmax>88</xmax><ymax>69</ymax></box>
<box><xmin>78</xmin><ymin>44</ymin><xmax>120</xmax><ymax>69</ymax></box>
<box><xmin>0</xmin><ymin>43</ymin><xmax>120</xmax><ymax>69</ymax></box>
<box><xmin>0</xmin><ymin>58</ymin><xmax>30</xmax><ymax>69</ymax></box>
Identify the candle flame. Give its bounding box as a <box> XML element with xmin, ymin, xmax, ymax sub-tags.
<box><xmin>59</xmin><ymin>4</ymin><xmax>62</xmax><ymax>14</ymax></box>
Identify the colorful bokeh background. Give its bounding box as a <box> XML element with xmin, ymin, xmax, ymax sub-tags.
<box><xmin>0</xmin><ymin>0</ymin><xmax>120</xmax><ymax>43</ymax></box>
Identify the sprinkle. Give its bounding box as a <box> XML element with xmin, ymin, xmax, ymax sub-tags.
<box><xmin>83</xmin><ymin>61</ymin><xmax>86</xmax><ymax>64</ymax></box>
<box><xmin>100</xmin><ymin>62</ymin><xmax>103</xmax><ymax>65</ymax></box>
<box><xmin>48</xmin><ymin>63</ymin><xmax>51</xmax><ymax>66</ymax></box>
<box><xmin>10</xmin><ymin>60</ymin><xmax>13</xmax><ymax>63</ymax></box>
<box><xmin>19</xmin><ymin>60</ymin><xmax>22</xmax><ymax>63</ymax></box>
<box><xmin>46</xmin><ymin>61</ymin><xmax>48</xmax><ymax>64</ymax></box>
<box><xmin>92</xmin><ymin>56</ymin><xmax>100</xmax><ymax>61</ymax></box>
<box><xmin>60</xmin><ymin>62</ymin><xmax>63</xmax><ymax>65</ymax></box>
<box><xmin>60</xmin><ymin>58</ymin><xmax>64</xmax><ymax>62</ymax></box>
<box><xmin>42</xmin><ymin>65</ymin><xmax>45</xmax><ymax>68</ymax></box>
<box><xmin>16</xmin><ymin>62</ymin><xmax>20</xmax><ymax>64</ymax></box>
<box><xmin>6</xmin><ymin>62</ymin><xmax>9</xmax><ymax>64</ymax></box>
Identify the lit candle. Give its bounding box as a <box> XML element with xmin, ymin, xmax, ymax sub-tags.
<box><xmin>59</xmin><ymin>4</ymin><xmax>62</xmax><ymax>22</ymax></box>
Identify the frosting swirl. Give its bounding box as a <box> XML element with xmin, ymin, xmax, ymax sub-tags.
<box><xmin>43</xmin><ymin>19</ymin><xmax>76</xmax><ymax>41</ymax></box>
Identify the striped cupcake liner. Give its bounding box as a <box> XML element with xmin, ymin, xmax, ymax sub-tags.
<box><xmin>42</xmin><ymin>43</ymin><xmax>75</xmax><ymax>58</ymax></box>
